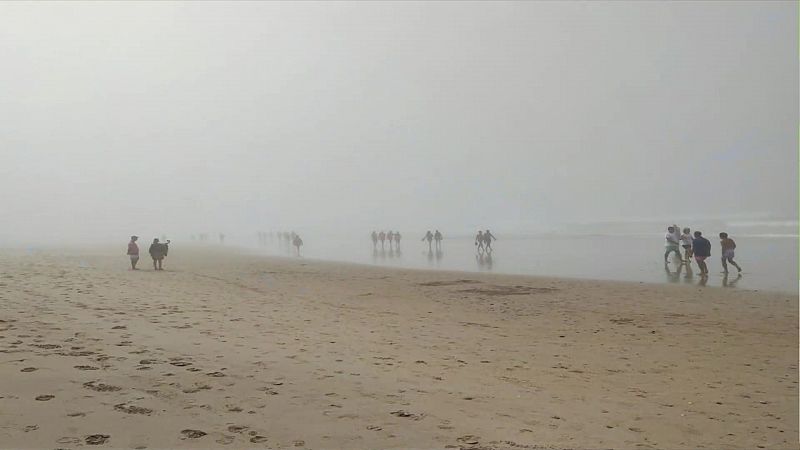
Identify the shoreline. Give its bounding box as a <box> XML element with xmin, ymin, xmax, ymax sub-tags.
<box><xmin>10</xmin><ymin>243</ymin><xmax>790</xmax><ymax>294</ymax></box>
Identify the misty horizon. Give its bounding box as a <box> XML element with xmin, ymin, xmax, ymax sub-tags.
<box><xmin>1</xmin><ymin>2</ymin><xmax>796</xmax><ymax>246</ymax></box>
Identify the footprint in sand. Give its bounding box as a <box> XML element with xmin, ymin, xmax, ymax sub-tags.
<box><xmin>23</xmin><ymin>425</ymin><xmax>38</xmax><ymax>432</ymax></box>
<box><xmin>293</xmin><ymin>440</ymin><xmax>305</xmax><ymax>446</ymax></box>
<box><xmin>457</xmin><ymin>435</ymin><xmax>481</xmax><ymax>445</ymax></box>
<box><xmin>75</xmin><ymin>365</ymin><xmax>100</xmax><ymax>371</ymax></box>
<box><xmin>180</xmin><ymin>429</ymin><xmax>207</xmax><ymax>439</ymax></box>
<box><xmin>35</xmin><ymin>395</ymin><xmax>54</xmax><ymax>401</ymax></box>
<box><xmin>390</xmin><ymin>410</ymin><xmax>423</xmax><ymax>420</ymax></box>
<box><xmin>21</xmin><ymin>367</ymin><xmax>38</xmax><ymax>372</ymax></box>
<box><xmin>57</xmin><ymin>437</ymin><xmax>81</xmax><ymax>444</ymax></box>
<box><xmin>227</xmin><ymin>425</ymin><xmax>248</xmax><ymax>433</ymax></box>
<box><xmin>84</xmin><ymin>381</ymin><xmax>122</xmax><ymax>392</ymax></box>
<box><xmin>216</xmin><ymin>434</ymin><xmax>235</xmax><ymax>445</ymax></box>
<box><xmin>85</xmin><ymin>434</ymin><xmax>110</xmax><ymax>445</ymax></box>
<box><xmin>114</xmin><ymin>404</ymin><xmax>153</xmax><ymax>415</ymax></box>
<box><xmin>249</xmin><ymin>435</ymin><xmax>268</xmax><ymax>443</ymax></box>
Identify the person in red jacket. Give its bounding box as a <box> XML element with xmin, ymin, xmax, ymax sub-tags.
<box><xmin>127</xmin><ymin>236</ymin><xmax>139</xmax><ymax>270</ymax></box>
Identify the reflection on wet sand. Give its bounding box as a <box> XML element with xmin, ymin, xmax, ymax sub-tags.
<box><xmin>476</xmin><ymin>251</ymin><xmax>493</xmax><ymax>271</ymax></box>
<box><xmin>723</xmin><ymin>273</ymin><xmax>742</xmax><ymax>288</ymax></box>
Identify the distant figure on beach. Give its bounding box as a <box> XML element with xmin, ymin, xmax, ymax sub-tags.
<box><xmin>483</xmin><ymin>229</ymin><xmax>497</xmax><ymax>251</ymax></box>
<box><xmin>378</xmin><ymin>231</ymin><xmax>386</xmax><ymax>250</ymax></box>
<box><xmin>394</xmin><ymin>231</ymin><xmax>401</xmax><ymax>250</ymax></box>
<box><xmin>422</xmin><ymin>230</ymin><xmax>433</xmax><ymax>251</ymax></box>
<box><xmin>680</xmin><ymin>227</ymin><xmax>693</xmax><ymax>264</ymax></box>
<box><xmin>475</xmin><ymin>231</ymin><xmax>485</xmax><ymax>252</ymax></box>
<box><xmin>434</xmin><ymin>230</ymin><xmax>443</xmax><ymax>250</ymax></box>
<box><xmin>127</xmin><ymin>235</ymin><xmax>139</xmax><ymax>270</ymax></box>
<box><xmin>149</xmin><ymin>238</ymin><xmax>169</xmax><ymax>271</ymax></box>
<box><xmin>664</xmin><ymin>225</ymin><xmax>681</xmax><ymax>264</ymax></box>
<box><xmin>386</xmin><ymin>231</ymin><xmax>394</xmax><ymax>250</ymax></box>
<box><xmin>692</xmin><ymin>231</ymin><xmax>711</xmax><ymax>277</ymax></box>
<box><xmin>371</xmin><ymin>231</ymin><xmax>378</xmax><ymax>250</ymax></box>
<box><xmin>219</xmin><ymin>233</ymin><xmax>225</xmax><ymax>244</ymax></box>
<box><xmin>292</xmin><ymin>234</ymin><xmax>303</xmax><ymax>256</ymax></box>
<box><xmin>719</xmin><ymin>232</ymin><xmax>742</xmax><ymax>274</ymax></box>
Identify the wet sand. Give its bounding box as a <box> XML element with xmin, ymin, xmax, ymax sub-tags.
<box><xmin>0</xmin><ymin>246</ymin><xmax>796</xmax><ymax>449</ymax></box>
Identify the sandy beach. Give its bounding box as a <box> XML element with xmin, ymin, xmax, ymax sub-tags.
<box><xmin>0</xmin><ymin>246</ymin><xmax>796</xmax><ymax>449</ymax></box>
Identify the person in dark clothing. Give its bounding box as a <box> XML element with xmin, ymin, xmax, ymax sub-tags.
<box><xmin>691</xmin><ymin>231</ymin><xmax>711</xmax><ymax>277</ymax></box>
<box><xmin>149</xmin><ymin>238</ymin><xmax>169</xmax><ymax>271</ymax></box>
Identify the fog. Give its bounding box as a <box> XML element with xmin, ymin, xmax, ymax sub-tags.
<box><xmin>1</xmin><ymin>1</ymin><xmax>796</xmax><ymax>246</ymax></box>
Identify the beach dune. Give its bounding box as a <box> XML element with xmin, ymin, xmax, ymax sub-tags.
<box><xmin>0</xmin><ymin>247</ymin><xmax>796</xmax><ymax>449</ymax></box>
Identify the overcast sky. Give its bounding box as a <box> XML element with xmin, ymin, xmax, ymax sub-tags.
<box><xmin>0</xmin><ymin>1</ymin><xmax>796</xmax><ymax>243</ymax></box>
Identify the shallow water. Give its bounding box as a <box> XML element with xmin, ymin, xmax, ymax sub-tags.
<box><xmin>261</xmin><ymin>234</ymin><xmax>798</xmax><ymax>294</ymax></box>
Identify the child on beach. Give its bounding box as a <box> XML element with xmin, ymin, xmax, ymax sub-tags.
<box><xmin>719</xmin><ymin>232</ymin><xmax>742</xmax><ymax>274</ymax></box>
<box><xmin>680</xmin><ymin>227</ymin><xmax>693</xmax><ymax>264</ymax></box>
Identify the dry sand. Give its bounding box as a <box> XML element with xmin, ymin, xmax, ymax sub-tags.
<box><xmin>0</xmin><ymin>246</ymin><xmax>796</xmax><ymax>449</ymax></box>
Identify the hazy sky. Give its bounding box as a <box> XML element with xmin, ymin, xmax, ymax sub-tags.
<box><xmin>1</xmin><ymin>1</ymin><xmax>796</xmax><ymax>243</ymax></box>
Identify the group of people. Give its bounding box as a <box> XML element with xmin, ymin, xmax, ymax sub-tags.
<box><xmin>371</xmin><ymin>231</ymin><xmax>402</xmax><ymax>251</ymax></box>
<box><xmin>421</xmin><ymin>230</ymin><xmax>443</xmax><ymax>251</ymax></box>
<box><xmin>190</xmin><ymin>233</ymin><xmax>225</xmax><ymax>244</ymax></box>
<box><xmin>664</xmin><ymin>225</ymin><xmax>742</xmax><ymax>277</ymax></box>
<box><xmin>475</xmin><ymin>229</ymin><xmax>497</xmax><ymax>253</ymax></box>
<box><xmin>371</xmin><ymin>229</ymin><xmax>497</xmax><ymax>254</ymax></box>
<box><xmin>126</xmin><ymin>236</ymin><xmax>170</xmax><ymax>270</ymax></box>
<box><xmin>274</xmin><ymin>231</ymin><xmax>303</xmax><ymax>255</ymax></box>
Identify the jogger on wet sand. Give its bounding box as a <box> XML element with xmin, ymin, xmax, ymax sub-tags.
<box><xmin>719</xmin><ymin>232</ymin><xmax>742</xmax><ymax>274</ymax></box>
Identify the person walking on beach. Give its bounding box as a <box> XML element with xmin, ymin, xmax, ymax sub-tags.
<box><xmin>664</xmin><ymin>226</ymin><xmax>682</xmax><ymax>264</ymax></box>
<box><xmin>149</xmin><ymin>238</ymin><xmax>168</xmax><ymax>271</ymax></box>
<box><xmin>371</xmin><ymin>231</ymin><xmax>378</xmax><ymax>250</ymax></box>
<box><xmin>680</xmin><ymin>227</ymin><xmax>693</xmax><ymax>264</ymax></box>
<box><xmin>475</xmin><ymin>231</ymin><xmax>485</xmax><ymax>252</ymax></box>
<box><xmin>386</xmin><ymin>231</ymin><xmax>394</xmax><ymax>250</ymax></box>
<box><xmin>692</xmin><ymin>231</ymin><xmax>711</xmax><ymax>276</ymax></box>
<box><xmin>394</xmin><ymin>231</ymin><xmax>401</xmax><ymax>250</ymax></box>
<box><xmin>434</xmin><ymin>230</ymin><xmax>443</xmax><ymax>250</ymax></box>
<box><xmin>483</xmin><ymin>229</ymin><xmax>497</xmax><ymax>251</ymax></box>
<box><xmin>719</xmin><ymin>232</ymin><xmax>742</xmax><ymax>274</ymax></box>
<box><xmin>127</xmin><ymin>235</ymin><xmax>140</xmax><ymax>270</ymax></box>
<box><xmin>292</xmin><ymin>234</ymin><xmax>303</xmax><ymax>256</ymax></box>
<box><xmin>422</xmin><ymin>230</ymin><xmax>433</xmax><ymax>251</ymax></box>
<box><xmin>378</xmin><ymin>231</ymin><xmax>386</xmax><ymax>250</ymax></box>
